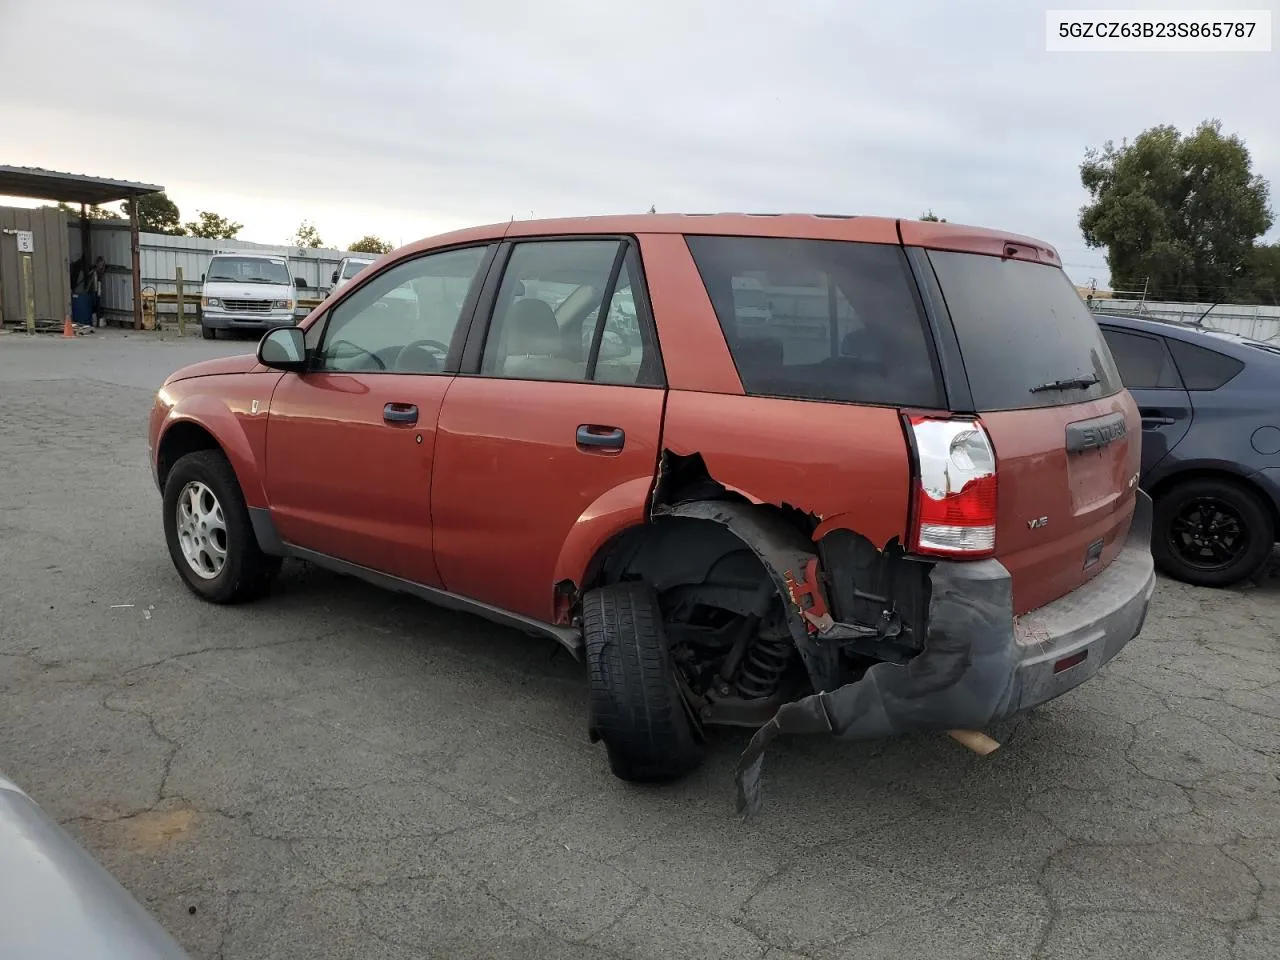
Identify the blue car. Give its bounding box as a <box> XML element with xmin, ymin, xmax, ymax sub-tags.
<box><xmin>1094</xmin><ymin>312</ymin><xmax>1280</xmax><ymax>587</ymax></box>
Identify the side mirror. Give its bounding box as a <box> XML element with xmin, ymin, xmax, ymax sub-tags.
<box><xmin>257</xmin><ymin>326</ymin><xmax>307</xmax><ymax>372</ymax></box>
<box><xmin>294</xmin><ymin>276</ymin><xmax>307</xmax><ymax>289</ymax></box>
<box><xmin>200</xmin><ymin>273</ymin><xmax>206</xmax><ymax>283</ymax></box>
<box><xmin>330</xmin><ymin>270</ymin><xmax>339</xmax><ymax>284</ymax></box>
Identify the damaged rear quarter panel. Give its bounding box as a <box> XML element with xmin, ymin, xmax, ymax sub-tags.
<box><xmin>659</xmin><ymin>390</ymin><xmax>915</xmax><ymax>550</ymax></box>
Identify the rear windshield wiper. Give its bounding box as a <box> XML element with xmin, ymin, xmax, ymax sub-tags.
<box><xmin>1029</xmin><ymin>375</ymin><xmax>1100</xmax><ymax>394</ymax></box>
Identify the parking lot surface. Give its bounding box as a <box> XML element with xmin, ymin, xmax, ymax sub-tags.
<box><xmin>1</xmin><ymin>329</ymin><xmax>1278</xmax><ymax>960</ymax></box>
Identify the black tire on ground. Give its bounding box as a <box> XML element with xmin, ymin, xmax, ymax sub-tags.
<box><xmin>1152</xmin><ymin>476</ymin><xmax>1274</xmax><ymax>588</ymax></box>
<box><xmin>162</xmin><ymin>450</ymin><xmax>281</xmax><ymax>603</ymax></box>
<box><xmin>584</xmin><ymin>580</ymin><xmax>705</xmax><ymax>783</ymax></box>
<box><xmin>201</xmin><ymin>324</ymin><xmax>216</xmax><ymax>340</ymax></box>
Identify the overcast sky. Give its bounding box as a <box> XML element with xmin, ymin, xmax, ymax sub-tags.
<box><xmin>1</xmin><ymin>0</ymin><xmax>1276</xmax><ymax>285</ymax></box>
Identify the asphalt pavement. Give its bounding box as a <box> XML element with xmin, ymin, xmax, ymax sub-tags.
<box><xmin>1</xmin><ymin>328</ymin><xmax>1277</xmax><ymax>960</ymax></box>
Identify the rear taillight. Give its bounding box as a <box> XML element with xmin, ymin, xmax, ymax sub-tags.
<box><xmin>907</xmin><ymin>416</ymin><xmax>998</xmax><ymax>558</ymax></box>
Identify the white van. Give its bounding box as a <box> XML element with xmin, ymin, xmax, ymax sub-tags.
<box><xmin>200</xmin><ymin>253</ymin><xmax>302</xmax><ymax>340</ymax></box>
<box><xmin>330</xmin><ymin>256</ymin><xmax>376</xmax><ymax>296</ymax></box>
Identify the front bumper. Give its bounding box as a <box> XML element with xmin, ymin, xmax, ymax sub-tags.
<box><xmin>736</xmin><ymin>492</ymin><xmax>1156</xmax><ymax>813</ymax></box>
<box><xmin>202</xmin><ymin>313</ymin><xmax>295</xmax><ymax>332</ymax></box>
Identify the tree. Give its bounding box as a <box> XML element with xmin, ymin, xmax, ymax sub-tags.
<box><xmin>1080</xmin><ymin>121</ymin><xmax>1273</xmax><ymax>302</ymax></box>
<box><xmin>292</xmin><ymin>220</ymin><xmax>324</xmax><ymax>248</ymax></box>
<box><xmin>45</xmin><ymin>200</ymin><xmax>118</xmax><ymax>220</ymax></box>
<box><xmin>184</xmin><ymin>210</ymin><xmax>243</xmax><ymax>240</ymax></box>
<box><xmin>920</xmin><ymin>210</ymin><xmax>947</xmax><ymax>222</ymax></box>
<box><xmin>347</xmin><ymin>234</ymin><xmax>392</xmax><ymax>254</ymax></box>
<box><xmin>121</xmin><ymin>191</ymin><xmax>184</xmax><ymax>235</ymax></box>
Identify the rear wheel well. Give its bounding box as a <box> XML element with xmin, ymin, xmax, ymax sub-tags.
<box><xmin>1148</xmin><ymin>468</ymin><xmax>1280</xmax><ymax>534</ymax></box>
<box><xmin>157</xmin><ymin>422</ymin><xmax>223</xmax><ymax>491</ymax></box>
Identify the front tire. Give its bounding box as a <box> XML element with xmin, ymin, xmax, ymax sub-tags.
<box><xmin>162</xmin><ymin>450</ymin><xmax>281</xmax><ymax>603</ymax></box>
<box><xmin>584</xmin><ymin>581</ymin><xmax>704</xmax><ymax>783</ymax></box>
<box><xmin>1152</xmin><ymin>477</ymin><xmax>1274</xmax><ymax>587</ymax></box>
<box><xmin>201</xmin><ymin>323</ymin><xmax>216</xmax><ymax>340</ymax></box>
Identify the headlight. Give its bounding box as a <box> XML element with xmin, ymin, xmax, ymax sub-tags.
<box><xmin>272</xmin><ymin>299</ymin><xmax>295</xmax><ymax>310</ymax></box>
<box><xmin>202</xmin><ymin>297</ymin><xmax>220</xmax><ymax>308</ymax></box>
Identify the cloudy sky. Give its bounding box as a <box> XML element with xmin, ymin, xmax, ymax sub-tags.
<box><xmin>1</xmin><ymin>0</ymin><xmax>1276</xmax><ymax>286</ymax></box>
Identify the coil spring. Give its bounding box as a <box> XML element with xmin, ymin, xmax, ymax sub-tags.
<box><xmin>735</xmin><ymin>632</ymin><xmax>794</xmax><ymax>700</ymax></box>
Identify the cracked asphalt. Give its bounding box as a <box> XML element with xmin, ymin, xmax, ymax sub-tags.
<box><xmin>1</xmin><ymin>328</ymin><xmax>1278</xmax><ymax>960</ymax></box>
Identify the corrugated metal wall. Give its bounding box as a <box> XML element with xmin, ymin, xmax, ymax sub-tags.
<box><xmin>0</xmin><ymin>205</ymin><xmax>71</xmax><ymax>328</ymax></box>
<box><xmin>68</xmin><ymin>220</ymin><xmax>365</xmax><ymax>322</ymax></box>
<box><xmin>1093</xmin><ymin>299</ymin><xmax>1280</xmax><ymax>342</ymax></box>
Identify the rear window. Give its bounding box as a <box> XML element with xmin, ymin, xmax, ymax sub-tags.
<box><xmin>685</xmin><ymin>236</ymin><xmax>942</xmax><ymax>407</ymax></box>
<box><xmin>1166</xmin><ymin>338</ymin><xmax>1245</xmax><ymax>390</ymax></box>
<box><xmin>928</xmin><ymin>251</ymin><xmax>1123</xmax><ymax>411</ymax></box>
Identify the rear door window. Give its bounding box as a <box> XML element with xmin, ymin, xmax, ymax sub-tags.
<box><xmin>684</xmin><ymin>236</ymin><xmax>942</xmax><ymax>407</ymax></box>
<box><xmin>1100</xmin><ymin>328</ymin><xmax>1183</xmax><ymax>389</ymax></box>
<box><xmin>927</xmin><ymin>251</ymin><xmax>1123</xmax><ymax>411</ymax></box>
<box><xmin>1166</xmin><ymin>338</ymin><xmax>1245</xmax><ymax>390</ymax></box>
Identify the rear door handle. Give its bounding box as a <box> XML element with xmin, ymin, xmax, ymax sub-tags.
<box><xmin>383</xmin><ymin>402</ymin><xmax>419</xmax><ymax>425</ymax></box>
<box><xmin>1139</xmin><ymin>408</ymin><xmax>1176</xmax><ymax>427</ymax></box>
<box><xmin>576</xmin><ymin>424</ymin><xmax>625</xmax><ymax>451</ymax></box>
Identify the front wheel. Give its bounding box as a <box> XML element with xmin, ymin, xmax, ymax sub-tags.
<box><xmin>162</xmin><ymin>450</ymin><xmax>281</xmax><ymax>603</ymax></box>
<box><xmin>201</xmin><ymin>324</ymin><xmax>216</xmax><ymax>340</ymax></box>
<box><xmin>1152</xmin><ymin>477</ymin><xmax>1274</xmax><ymax>587</ymax></box>
<box><xmin>584</xmin><ymin>581</ymin><xmax>704</xmax><ymax>783</ymax></box>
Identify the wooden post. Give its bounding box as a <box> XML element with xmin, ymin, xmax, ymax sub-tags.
<box><xmin>22</xmin><ymin>254</ymin><xmax>35</xmax><ymax>334</ymax></box>
<box><xmin>129</xmin><ymin>197</ymin><xmax>143</xmax><ymax>330</ymax></box>
<box><xmin>175</xmin><ymin>266</ymin><xmax>185</xmax><ymax>337</ymax></box>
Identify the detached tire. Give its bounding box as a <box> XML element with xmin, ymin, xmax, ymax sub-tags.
<box><xmin>162</xmin><ymin>450</ymin><xmax>281</xmax><ymax>603</ymax></box>
<box><xmin>1153</xmin><ymin>477</ymin><xmax>1274</xmax><ymax>588</ymax></box>
<box><xmin>584</xmin><ymin>581</ymin><xmax>704</xmax><ymax>783</ymax></box>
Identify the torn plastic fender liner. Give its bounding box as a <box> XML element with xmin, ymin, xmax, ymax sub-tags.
<box><xmin>735</xmin><ymin>558</ymin><xmax>1018</xmax><ymax>816</ymax></box>
<box><xmin>653</xmin><ymin>498</ymin><xmax>841</xmax><ymax>692</ymax></box>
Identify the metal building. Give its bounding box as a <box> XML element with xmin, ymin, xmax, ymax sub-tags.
<box><xmin>0</xmin><ymin>204</ymin><xmax>71</xmax><ymax>330</ymax></box>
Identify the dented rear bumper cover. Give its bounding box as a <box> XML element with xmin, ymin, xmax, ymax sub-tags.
<box><xmin>736</xmin><ymin>491</ymin><xmax>1155</xmax><ymax>814</ymax></box>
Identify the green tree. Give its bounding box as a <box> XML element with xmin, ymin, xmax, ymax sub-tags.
<box><xmin>292</xmin><ymin>220</ymin><xmax>324</xmax><ymax>248</ymax></box>
<box><xmin>1080</xmin><ymin>121</ymin><xmax>1273</xmax><ymax>302</ymax></box>
<box><xmin>347</xmin><ymin>234</ymin><xmax>392</xmax><ymax>254</ymax></box>
<box><xmin>919</xmin><ymin>210</ymin><xmax>947</xmax><ymax>222</ymax></box>
<box><xmin>121</xmin><ymin>191</ymin><xmax>184</xmax><ymax>235</ymax></box>
<box><xmin>1233</xmin><ymin>243</ymin><xmax>1280</xmax><ymax>305</ymax></box>
<box><xmin>46</xmin><ymin>200</ymin><xmax>118</xmax><ymax>220</ymax></box>
<box><xmin>184</xmin><ymin>210</ymin><xmax>243</xmax><ymax>239</ymax></box>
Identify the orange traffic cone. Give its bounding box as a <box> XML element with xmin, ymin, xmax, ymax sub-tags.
<box><xmin>63</xmin><ymin>315</ymin><xmax>74</xmax><ymax>338</ymax></box>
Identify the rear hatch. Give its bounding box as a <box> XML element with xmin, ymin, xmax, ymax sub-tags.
<box><xmin>924</xmin><ymin>245</ymin><xmax>1140</xmax><ymax>615</ymax></box>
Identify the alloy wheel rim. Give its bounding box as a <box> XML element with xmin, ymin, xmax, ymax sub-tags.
<box><xmin>1168</xmin><ymin>496</ymin><xmax>1248</xmax><ymax>571</ymax></box>
<box><xmin>176</xmin><ymin>481</ymin><xmax>228</xmax><ymax>580</ymax></box>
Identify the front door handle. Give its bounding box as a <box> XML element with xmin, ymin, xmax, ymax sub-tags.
<box><xmin>383</xmin><ymin>402</ymin><xmax>419</xmax><ymax>425</ymax></box>
<box><xmin>576</xmin><ymin>424</ymin><xmax>625</xmax><ymax>451</ymax></box>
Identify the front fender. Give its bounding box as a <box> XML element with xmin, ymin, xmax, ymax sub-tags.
<box><xmin>159</xmin><ymin>381</ymin><xmax>275</xmax><ymax>508</ymax></box>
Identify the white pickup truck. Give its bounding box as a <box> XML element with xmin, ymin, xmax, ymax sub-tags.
<box><xmin>329</xmin><ymin>256</ymin><xmax>376</xmax><ymax>297</ymax></box>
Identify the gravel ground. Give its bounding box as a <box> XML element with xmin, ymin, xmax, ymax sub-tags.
<box><xmin>1</xmin><ymin>329</ymin><xmax>1278</xmax><ymax>960</ymax></box>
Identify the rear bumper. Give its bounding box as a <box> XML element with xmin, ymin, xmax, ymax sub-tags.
<box><xmin>735</xmin><ymin>492</ymin><xmax>1155</xmax><ymax>813</ymax></box>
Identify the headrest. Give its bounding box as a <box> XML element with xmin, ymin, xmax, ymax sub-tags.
<box><xmin>506</xmin><ymin>298</ymin><xmax>560</xmax><ymax>355</ymax></box>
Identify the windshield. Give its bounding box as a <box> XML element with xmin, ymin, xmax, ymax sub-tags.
<box><xmin>206</xmin><ymin>256</ymin><xmax>291</xmax><ymax>285</ymax></box>
<box><xmin>342</xmin><ymin>260</ymin><xmax>372</xmax><ymax>279</ymax></box>
<box><xmin>928</xmin><ymin>250</ymin><xmax>1123</xmax><ymax>411</ymax></box>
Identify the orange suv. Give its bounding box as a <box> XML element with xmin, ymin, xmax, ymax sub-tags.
<box><xmin>149</xmin><ymin>214</ymin><xmax>1155</xmax><ymax>798</ymax></box>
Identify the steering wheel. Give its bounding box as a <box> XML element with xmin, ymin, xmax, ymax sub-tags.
<box><xmin>328</xmin><ymin>339</ymin><xmax>386</xmax><ymax>370</ymax></box>
<box><xmin>393</xmin><ymin>339</ymin><xmax>450</xmax><ymax>372</ymax></box>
